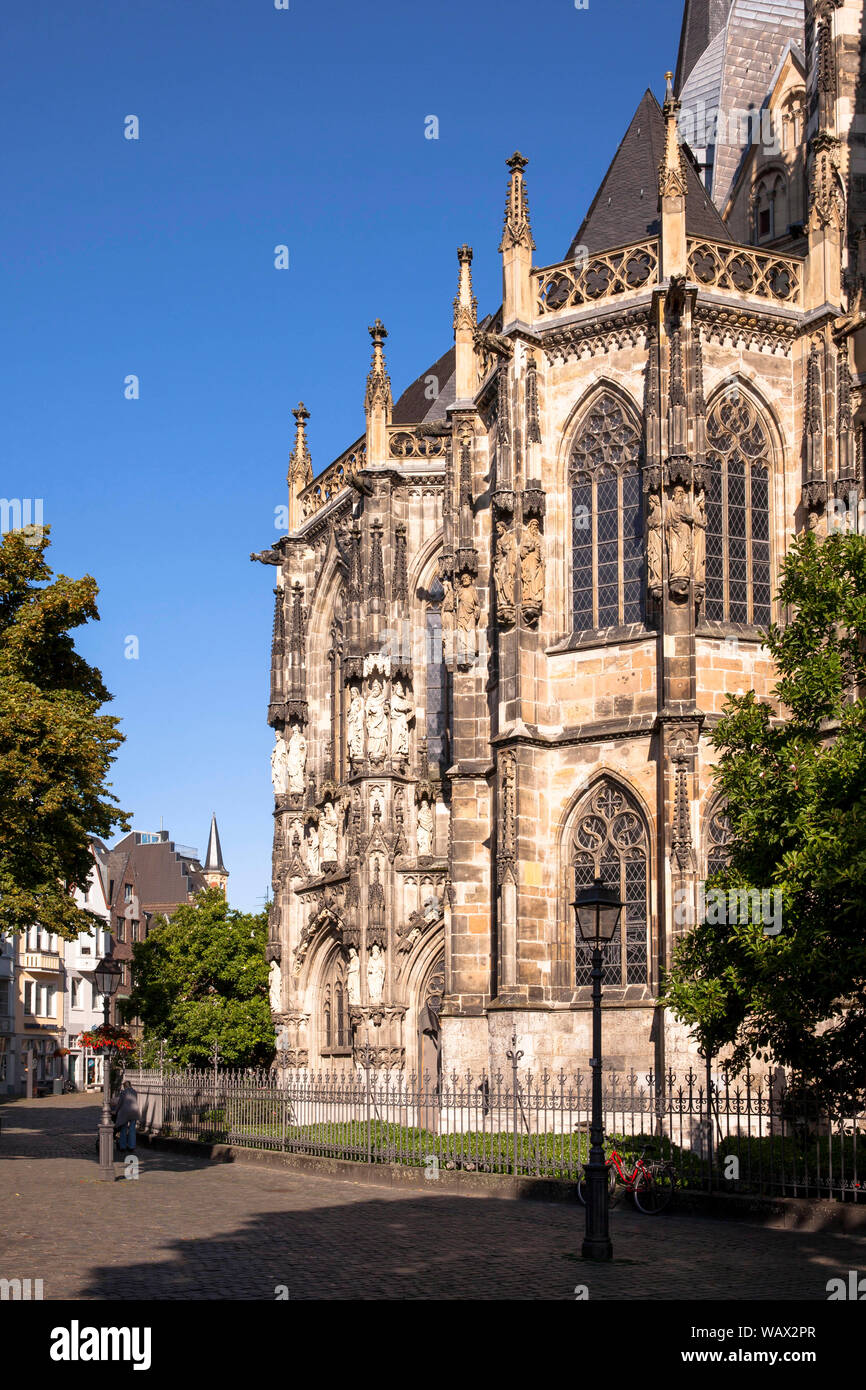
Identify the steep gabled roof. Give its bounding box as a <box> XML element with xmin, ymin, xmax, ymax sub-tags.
<box><xmin>204</xmin><ymin>814</ymin><xmax>227</xmax><ymax>874</ymax></box>
<box><xmin>566</xmin><ymin>89</ymin><xmax>731</xmax><ymax>259</ymax></box>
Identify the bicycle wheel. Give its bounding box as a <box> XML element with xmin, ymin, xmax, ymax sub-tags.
<box><xmin>577</xmin><ymin>1164</ymin><xmax>617</xmax><ymax>1205</ymax></box>
<box><xmin>633</xmin><ymin>1165</ymin><xmax>674</xmax><ymax>1214</ymax></box>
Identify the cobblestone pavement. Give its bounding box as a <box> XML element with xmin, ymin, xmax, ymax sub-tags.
<box><xmin>1</xmin><ymin>1095</ymin><xmax>863</xmax><ymax>1301</ymax></box>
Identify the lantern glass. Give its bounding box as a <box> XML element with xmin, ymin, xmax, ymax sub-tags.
<box><xmin>573</xmin><ymin>878</ymin><xmax>623</xmax><ymax>944</ymax></box>
<box><xmin>93</xmin><ymin>957</ymin><xmax>122</xmax><ymax>999</ymax></box>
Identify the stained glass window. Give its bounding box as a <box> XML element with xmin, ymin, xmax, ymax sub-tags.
<box><xmin>705</xmin><ymin>393</ymin><xmax>772</xmax><ymax>626</ymax></box>
<box><xmin>570</xmin><ymin>393</ymin><xmax>644</xmax><ymax>633</ymax></box>
<box><xmin>572</xmin><ymin>781</ymin><xmax>650</xmax><ymax>988</ymax></box>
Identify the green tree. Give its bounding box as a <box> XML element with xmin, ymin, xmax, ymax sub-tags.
<box><xmin>664</xmin><ymin>531</ymin><xmax>866</xmax><ymax>1109</ymax></box>
<box><xmin>123</xmin><ymin>889</ymin><xmax>273</xmax><ymax>1068</ymax></box>
<box><xmin>0</xmin><ymin>527</ymin><xmax>128</xmax><ymax>938</ymax></box>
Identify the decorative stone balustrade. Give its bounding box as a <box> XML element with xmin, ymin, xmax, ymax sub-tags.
<box><xmin>535</xmin><ymin>239</ymin><xmax>659</xmax><ymax>316</ymax></box>
<box><xmin>686</xmin><ymin>238</ymin><xmax>802</xmax><ymax>308</ymax></box>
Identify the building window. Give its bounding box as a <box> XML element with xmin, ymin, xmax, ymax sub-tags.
<box><xmin>116</xmin><ymin>918</ymin><xmax>126</xmax><ymax>943</ymax></box>
<box><xmin>23</xmin><ymin>981</ymin><xmax>34</xmax><ymax>1015</ymax></box>
<box><xmin>570</xmin><ymin>392</ymin><xmax>644</xmax><ymax>632</ymax></box>
<box><xmin>572</xmin><ymin>780</ymin><xmax>650</xmax><ymax>988</ymax></box>
<box><xmin>705</xmin><ymin>392</ymin><xmax>772</xmax><ymax>626</ymax></box>
<box><xmin>706</xmin><ymin>801</ymin><xmax>733</xmax><ymax>878</ymax></box>
<box><xmin>131</xmin><ymin>920</ymin><xmax>139</xmax><ymax>942</ymax></box>
<box><xmin>71</xmin><ymin>979</ymin><xmax>81</xmax><ymax>1010</ymax></box>
<box><xmin>124</xmin><ymin>884</ymin><xmax>133</xmax><ymax>903</ymax></box>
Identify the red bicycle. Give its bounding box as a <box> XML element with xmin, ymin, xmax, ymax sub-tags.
<box><xmin>578</xmin><ymin>1146</ymin><xmax>676</xmax><ymax>1214</ymax></box>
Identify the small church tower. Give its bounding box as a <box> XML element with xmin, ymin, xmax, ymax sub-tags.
<box><xmin>202</xmin><ymin>813</ymin><xmax>229</xmax><ymax>895</ymax></box>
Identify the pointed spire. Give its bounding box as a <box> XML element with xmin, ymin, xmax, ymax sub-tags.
<box><xmin>659</xmin><ymin>72</ymin><xmax>687</xmax><ymax>278</ymax></box>
<box><xmin>454</xmin><ymin>245</ymin><xmax>478</xmax><ymax>402</ymax></box>
<box><xmin>499</xmin><ymin>153</ymin><xmax>535</xmax><ymax>254</ymax></box>
<box><xmin>287</xmin><ymin>402</ymin><xmax>312</xmax><ymax>530</ymax></box>
<box><xmin>202</xmin><ymin>814</ymin><xmax>228</xmax><ymax>893</ymax></box>
<box><xmin>364</xmin><ymin>319</ymin><xmax>392</xmax><ymax>463</ymax></box>
<box><xmin>499</xmin><ymin>153</ymin><xmax>535</xmax><ymax>329</ymax></box>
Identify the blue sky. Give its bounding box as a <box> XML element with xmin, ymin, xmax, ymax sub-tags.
<box><xmin>4</xmin><ymin>0</ymin><xmax>686</xmax><ymax>912</ymax></box>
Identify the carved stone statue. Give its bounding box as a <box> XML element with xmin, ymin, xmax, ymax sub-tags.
<box><xmin>320</xmin><ymin>800</ymin><xmax>338</xmax><ymax>863</ymax></box>
<box><xmin>270</xmin><ymin>734</ymin><xmax>289</xmax><ymax>794</ymax></box>
<box><xmin>268</xmin><ymin>959</ymin><xmax>282</xmax><ymax>1013</ymax></box>
<box><xmin>347</xmin><ymin>687</ymin><xmax>364</xmax><ymax>762</ymax></box>
<box><xmin>520</xmin><ymin>518</ymin><xmax>545</xmax><ymax>612</ymax></box>
<box><xmin>665</xmin><ymin>485</ymin><xmax>693</xmax><ymax>592</ymax></box>
<box><xmin>493</xmin><ymin>522</ymin><xmax>518</xmax><ymax>618</ymax></box>
<box><xmin>367</xmin><ymin>943</ymin><xmax>386</xmax><ymax>1004</ymax></box>
<box><xmin>440</xmin><ymin>576</ymin><xmax>455</xmax><ymax>663</ymax></box>
<box><xmin>347</xmin><ymin>946</ymin><xmax>361</xmax><ymax>1005</ymax></box>
<box><xmin>305</xmin><ymin>821</ymin><xmax>320</xmax><ymax>876</ymax></box>
<box><xmin>455</xmin><ymin>573</ymin><xmax>480</xmax><ymax>662</ymax></box>
<box><xmin>390</xmin><ymin>680</ymin><xmax>414</xmax><ymax>759</ymax></box>
<box><xmin>647</xmin><ymin>492</ymin><xmax>663</xmax><ymax>598</ymax></box>
<box><xmin>417</xmin><ymin>797</ymin><xmax>434</xmax><ymax>857</ymax></box>
<box><xmin>365</xmin><ymin>678</ymin><xmax>389</xmax><ymax>763</ymax></box>
<box><xmin>693</xmin><ymin>489</ymin><xmax>707</xmax><ymax>596</ymax></box>
<box><xmin>287</xmin><ymin>724</ymin><xmax>307</xmax><ymax>795</ymax></box>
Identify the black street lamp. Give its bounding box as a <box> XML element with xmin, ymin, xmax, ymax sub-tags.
<box><xmin>573</xmin><ymin>877</ymin><xmax>623</xmax><ymax>1261</ymax></box>
<box><xmin>93</xmin><ymin>957</ymin><xmax>123</xmax><ymax>1182</ymax></box>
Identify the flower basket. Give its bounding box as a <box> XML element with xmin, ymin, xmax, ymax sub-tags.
<box><xmin>79</xmin><ymin>1025</ymin><xmax>135</xmax><ymax>1054</ymax></box>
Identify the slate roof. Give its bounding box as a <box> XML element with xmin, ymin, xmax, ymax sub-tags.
<box><xmin>566</xmin><ymin>89</ymin><xmax>732</xmax><ymax>259</ymax></box>
<box><xmin>204</xmin><ymin>814</ymin><xmax>227</xmax><ymax>874</ymax></box>
<box><xmin>679</xmin><ymin>0</ymin><xmax>804</xmax><ymax>211</ymax></box>
<box><xmin>392</xmin><ymin>346</ymin><xmax>456</xmax><ymax>424</ymax></box>
<box><xmin>675</xmin><ymin>0</ymin><xmax>735</xmax><ymax>94</ymax></box>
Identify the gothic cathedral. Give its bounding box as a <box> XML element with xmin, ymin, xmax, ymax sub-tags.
<box><xmin>254</xmin><ymin>1</ymin><xmax>866</xmax><ymax>1080</ymax></box>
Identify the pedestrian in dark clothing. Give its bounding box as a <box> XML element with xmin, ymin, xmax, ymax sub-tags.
<box><xmin>114</xmin><ymin>1082</ymin><xmax>139</xmax><ymax>1151</ymax></box>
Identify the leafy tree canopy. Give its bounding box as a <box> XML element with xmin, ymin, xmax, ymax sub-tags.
<box><xmin>0</xmin><ymin>527</ymin><xmax>128</xmax><ymax>938</ymax></box>
<box><xmin>123</xmin><ymin>889</ymin><xmax>273</xmax><ymax>1068</ymax></box>
<box><xmin>664</xmin><ymin>531</ymin><xmax>866</xmax><ymax>1109</ymax></box>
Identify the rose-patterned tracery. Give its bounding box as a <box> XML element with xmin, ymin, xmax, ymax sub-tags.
<box><xmin>705</xmin><ymin>392</ymin><xmax>772</xmax><ymax>626</ymax></box>
<box><xmin>570</xmin><ymin>393</ymin><xmax>644</xmax><ymax>633</ymax></box>
<box><xmin>572</xmin><ymin>781</ymin><xmax>650</xmax><ymax>987</ymax></box>
<box><xmin>706</xmin><ymin>800</ymin><xmax>733</xmax><ymax>878</ymax></box>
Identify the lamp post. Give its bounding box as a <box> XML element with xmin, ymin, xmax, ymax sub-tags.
<box><xmin>573</xmin><ymin>877</ymin><xmax>623</xmax><ymax>1261</ymax></box>
<box><xmin>93</xmin><ymin>957</ymin><xmax>123</xmax><ymax>1182</ymax></box>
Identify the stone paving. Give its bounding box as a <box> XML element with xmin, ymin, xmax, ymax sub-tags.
<box><xmin>1</xmin><ymin>1094</ymin><xmax>864</xmax><ymax>1301</ymax></box>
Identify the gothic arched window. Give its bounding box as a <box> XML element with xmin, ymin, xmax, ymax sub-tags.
<box><xmin>706</xmin><ymin>801</ymin><xmax>733</xmax><ymax>878</ymax></box>
<box><xmin>570</xmin><ymin>393</ymin><xmax>644</xmax><ymax>633</ymax></box>
<box><xmin>705</xmin><ymin>392</ymin><xmax>772</xmax><ymax>626</ymax></box>
<box><xmin>572</xmin><ymin>781</ymin><xmax>650</xmax><ymax>987</ymax></box>
<box><xmin>321</xmin><ymin>957</ymin><xmax>350</xmax><ymax>1056</ymax></box>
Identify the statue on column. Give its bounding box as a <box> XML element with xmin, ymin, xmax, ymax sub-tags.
<box><xmin>270</xmin><ymin>733</ymin><xmax>289</xmax><ymax>794</ymax></box>
<box><xmin>268</xmin><ymin>959</ymin><xmax>282</xmax><ymax>1013</ymax></box>
<box><xmin>441</xmin><ymin>574</ymin><xmax>455</xmax><ymax>663</ymax></box>
<box><xmin>493</xmin><ymin>522</ymin><xmax>518</xmax><ymax>622</ymax></box>
<box><xmin>646</xmin><ymin>492</ymin><xmax>663</xmax><ymax>600</ymax></box>
<box><xmin>390</xmin><ymin>680</ymin><xmax>414</xmax><ymax>760</ymax></box>
<box><xmin>347</xmin><ymin>946</ymin><xmax>361</xmax><ymax>1005</ymax></box>
<box><xmin>367</xmin><ymin>943</ymin><xmax>386</xmax><ymax>1004</ymax></box>
<box><xmin>455</xmin><ymin>573</ymin><xmax>480</xmax><ymax>662</ymax></box>
<box><xmin>520</xmin><ymin>518</ymin><xmax>545</xmax><ymax>618</ymax></box>
<box><xmin>417</xmin><ymin>796</ymin><xmax>434</xmax><ymax>857</ymax></box>
<box><xmin>665</xmin><ymin>485</ymin><xmax>693</xmax><ymax>595</ymax></box>
<box><xmin>693</xmin><ymin>490</ymin><xmax>707</xmax><ymax>600</ymax></box>
<box><xmin>287</xmin><ymin>724</ymin><xmax>307</xmax><ymax>795</ymax></box>
<box><xmin>320</xmin><ymin>800</ymin><xmax>338</xmax><ymax>863</ymax></box>
<box><xmin>347</xmin><ymin>687</ymin><xmax>364</xmax><ymax>763</ymax></box>
<box><xmin>305</xmin><ymin>820</ymin><xmax>320</xmax><ymax>876</ymax></box>
<box><xmin>365</xmin><ymin>678</ymin><xmax>389</xmax><ymax>763</ymax></box>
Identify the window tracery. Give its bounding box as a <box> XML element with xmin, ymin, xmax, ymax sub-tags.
<box><xmin>570</xmin><ymin>393</ymin><xmax>644</xmax><ymax>632</ymax></box>
<box><xmin>572</xmin><ymin>781</ymin><xmax>650</xmax><ymax>988</ymax></box>
<box><xmin>705</xmin><ymin>392</ymin><xmax>772</xmax><ymax>627</ymax></box>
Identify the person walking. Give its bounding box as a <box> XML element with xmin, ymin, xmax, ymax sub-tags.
<box><xmin>114</xmin><ymin>1081</ymin><xmax>139</xmax><ymax>1152</ymax></box>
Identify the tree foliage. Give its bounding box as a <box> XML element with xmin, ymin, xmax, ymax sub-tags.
<box><xmin>664</xmin><ymin>531</ymin><xmax>866</xmax><ymax>1109</ymax></box>
<box><xmin>123</xmin><ymin>889</ymin><xmax>273</xmax><ymax>1068</ymax></box>
<box><xmin>0</xmin><ymin>527</ymin><xmax>128</xmax><ymax>938</ymax></box>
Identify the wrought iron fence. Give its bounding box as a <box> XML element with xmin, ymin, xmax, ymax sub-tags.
<box><xmin>123</xmin><ymin>1063</ymin><xmax>864</xmax><ymax>1203</ymax></box>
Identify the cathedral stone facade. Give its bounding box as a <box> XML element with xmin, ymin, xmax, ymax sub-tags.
<box><xmin>254</xmin><ymin>0</ymin><xmax>866</xmax><ymax>1080</ymax></box>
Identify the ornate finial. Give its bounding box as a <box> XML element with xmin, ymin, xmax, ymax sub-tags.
<box><xmin>659</xmin><ymin>70</ymin><xmax>687</xmax><ymax>199</ymax></box>
<box><xmin>288</xmin><ymin>400</ymin><xmax>312</xmax><ymax>488</ymax></box>
<box><xmin>499</xmin><ymin>151</ymin><xmax>535</xmax><ymax>254</ymax></box>
<box><xmin>453</xmin><ymin>244</ymin><xmax>478</xmax><ymax>333</ymax></box>
<box><xmin>365</xmin><ymin>319</ymin><xmax>392</xmax><ymax>418</ymax></box>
